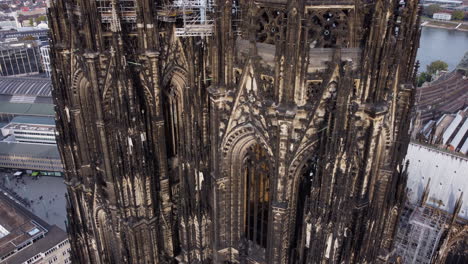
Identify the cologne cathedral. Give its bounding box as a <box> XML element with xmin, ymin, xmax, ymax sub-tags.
<box><xmin>48</xmin><ymin>0</ymin><xmax>421</xmax><ymax>263</ymax></box>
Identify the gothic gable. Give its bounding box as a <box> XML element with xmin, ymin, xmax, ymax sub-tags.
<box><xmin>225</xmin><ymin>62</ymin><xmax>271</xmax><ymax>144</ymax></box>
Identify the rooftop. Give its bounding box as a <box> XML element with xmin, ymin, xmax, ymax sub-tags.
<box><xmin>0</xmin><ymin>142</ymin><xmax>60</xmax><ymax>159</ymax></box>
<box><xmin>2</xmin><ymin>226</ymin><xmax>67</xmax><ymax>264</ymax></box>
<box><xmin>0</xmin><ymin>40</ymin><xmax>39</xmax><ymax>51</ymax></box>
<box><xmin>0</xmin><ymin>102</ymin><xmax>54</xmax><ymax>117</ymax></box>
<box><xmin>0</xmin><ymin>76</ymin><xmax>51</xmax><ymax>97</ymax></box>
<box><xmin>0</xmin><ymin>193</ymin><xmax>67</xmax><ymax>264</ymax></box>
<box><xmin>1</xmin><ymin>123</ymin><xmax>56</xmax><ymax>133</ymax></box>
<box><xmin>415</xmin><ymin>71</ymin><xmax>468</xmax><ymax>123</ymax></box>
<box><xmin>405</xmin><ymin>142</ymin><xmax>468</xmax><ymax>219</ymax></box>
<box><xmin>0</xmin><ymin>192</ymin><xmax>49</xmax><ymax>260</ymax></box>
<box><xmin>10</xmin><ymin>116</ymin><xmax>55</xmax><ymax>126</ymax></box>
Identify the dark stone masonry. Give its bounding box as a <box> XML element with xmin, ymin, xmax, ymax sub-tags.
<box><xmin>48</xmin><ymin>0</ymin><xmax>421</xmax><ymax>263</ymax></box>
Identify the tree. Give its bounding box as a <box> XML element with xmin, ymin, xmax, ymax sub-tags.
<box><xmin>427</xmin><ymin>60</ymin><xmax>448</xmax><ymax>75</ymax></box>
<box><xmin>424</xmin><ymin>4</ymin><xmax>442</xmax><ymax>17</ymax></box>
<box><xmin>35</xmin><ymin>15</ymin><xmax>47</xmax><ymax>23</ymax></box>
<box><xmin>417</xmin><ymin>72</ymin><xmax>432</xmax><ymax>87</ymax></box>
<box><xmin>452</xmin><ymin>10</ymin><xmax>465</xmax><ymax>21</ymax></box>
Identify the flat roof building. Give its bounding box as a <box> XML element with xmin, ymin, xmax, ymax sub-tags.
<box><xmin>1</xmin><ymin>116</ymin><xmax>57</xmax><ymax>145</ymax></box>
<box><xmin>423</xmin><ymin>0</ymin><xmax>463</xmax><ymax>6</ymax></box>
<box><xmin>0</xmin><ymin>142</ymin><xmax>62</xmax><ymax>173</ymax></box>
<box><xmin>0</xmin><ymin>76</ymin><xmax>51</xmax><ymax>97</ymax></box>
<box><xmin>0</xmin><ymin>193</ymin><xmax>70</xmax><ymax>264</ymax></box>
<box><xmin>393</xmin><ymin>142</ymin><xmax>468</xmax><ymax>263</ymax></box>
<box><xmin>0</xmin><ymin>41</ymin><xmax>43</xmax><ymax>77</ymax></box>
<box><xmin>433</xmin><ymin>12</ymin><xmax>452</xmax><ymax>20</ymax></box>
<box><xmin>0</xmin><ymin>103</ymin><xmax>54</xmax><ymax>122</ymax></box>
<box><xmin>405</xmin><ymin>142</ymin><xmax>468</xmax><ymax>219</ymax></box>
<box><xmin>0</xmin><ymin>29</ymin><xmax>49</xmax><ymax>42</ymax></box>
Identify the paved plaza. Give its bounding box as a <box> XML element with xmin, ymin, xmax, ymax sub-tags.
<box><xmin>0</xmin><ymin>171</ymin><xmax>67</xmax><ymax>230</ymax></box>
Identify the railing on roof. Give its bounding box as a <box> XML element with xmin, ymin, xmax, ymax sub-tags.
<box><xmin>157</xmin><ymin>0</ymin><xmax>215</xmax><ymax>37</ymax></box>
<box><xmin>97</xmin><ymin>0</ymin><xmax>137</xmax><ymax>24</ymax></box>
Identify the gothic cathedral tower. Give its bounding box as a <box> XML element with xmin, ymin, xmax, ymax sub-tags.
<box><xmin>48</xmin><ymin>0</ymin><xmax>420</xmax><ymax>263</ymax></box>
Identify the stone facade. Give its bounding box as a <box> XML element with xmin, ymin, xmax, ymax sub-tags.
<box><xmin>48</xmin><ymin>0</ymin><xmax>421</xmax><ymax>263</ymax></box>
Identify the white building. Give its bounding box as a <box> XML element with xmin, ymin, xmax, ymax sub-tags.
<box><xmin>1</xmin><ymin>116</ymin><xmax>56</xmax><ymax>145</ymax></box>
<box><xmin>433</xmin><ymin>12</ymin><xmax>452</xmax><ymax>20</ymax></box>
<box><xmin>40</xmin><ymin>45</ymin><xmax>51</xmax><ymax>77</ymax></box>
<box><xmin>404</xmin><ymin>143</ymin><xmax>468</xmax><ymax>219</ymax></box>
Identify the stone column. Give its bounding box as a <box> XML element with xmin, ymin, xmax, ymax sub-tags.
<box><xmin>208</xmin><ymin>85</ymin><xmax>228</xmax><ymax>262</ymax></box>
<box><xmin>267</xmin><ymin>110</ymin><xmax>295</xmax><ymax>264</ymax></box>
<box><xmin>147</xmin><ymin>51</ymin><xmax>175</xmax><ymax>257</ymax></box>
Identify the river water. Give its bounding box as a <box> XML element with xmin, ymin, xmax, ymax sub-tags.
<box><xmin>416</xmin><ymin>27</ymin><xmax>468</xmax><ymax>72</ymax></box>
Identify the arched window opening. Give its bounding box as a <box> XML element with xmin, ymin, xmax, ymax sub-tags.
<box><xmin>243</xmin><ymin>143</ymin><xmax>270</xmax><ymax>249</ymax></box>
<box><xmin>163</xmin><ymin>84</ymin><xmax>182</xmax><ymax>159</ymax></box>
<box><xmin>291</xmin><ymin>155</ymin><xmax>318</xmax><ymax>264</ymax></box>
<box><xmin>97</xmin><ymin>210</ymin><xmax>113</xmax><ymax>263</ymax></box>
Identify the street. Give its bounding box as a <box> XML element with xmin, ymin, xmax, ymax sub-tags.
<box><xmin>0</xmin><ymin>170</ymin><xmax>67</xmax><ymax>230</ymax></box>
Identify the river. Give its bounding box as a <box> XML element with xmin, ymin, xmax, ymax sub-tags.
<box><xmin>416</xmin><ymin>26</ymin><xmax>468</xmax><ymax>72</ymax></box>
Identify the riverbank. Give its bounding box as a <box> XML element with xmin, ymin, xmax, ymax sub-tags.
<box><xmin>421</xmin><ymin>20</ymin><xmax>468</xmax><ymax>32</ymax></box>
<box><xmin>416</xmin><ymin>27</ymin><xmax>468</xmax><ymax>72</ymax></box>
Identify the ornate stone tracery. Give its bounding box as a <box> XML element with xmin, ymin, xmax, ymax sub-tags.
<box><xmin>255</xmin><ymin>8</ymin><xmax>287</xmax><ymax>44</ymax></box>
<box><xmin>305</xmin><ymin>8</ymin><xmax>352</xmax><ymax>48</ymax></box>
<box><xmin>49</xmin><ymin>0</ymin><xmax>421</xmax><ymax>263</ymax></box>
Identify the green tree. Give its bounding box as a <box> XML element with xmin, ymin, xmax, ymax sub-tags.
<box><xmin>417</xmin><ymin>72</ymin><xmax>432</xmax><ymax>87</ymax></box>
<box><xmin>427</xmin><ymin>60</ymin><xmax>448</xmax><ymax>75</ymax></box>
<box><xmin>452</xmin><ymin>10</ymin><xmax>465</xmax><ymax>21</ymax></box>
<box><xmin>425</xmin><ymin>4</ymin><xmax>442</xmax><ymax>17</ymax></box>
<box><xmin>35</xmin><ymin>15</ymin><xmax>47</xmax><ymax>23</ymax></box>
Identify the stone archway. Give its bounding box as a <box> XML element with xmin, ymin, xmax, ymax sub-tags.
<box><xmin>70</xmin><ymin>72</ymin><xmax>94</xmax><ymax>166</ymax></box>
<box><xmin>94</xmin><ymin>208</ymin><xmax>115</xmax><ymax>263</ymax></box>
<box><xmin>285</xmin><ymin>143</ymin><xmax>321</xmax><ymax>264</ymax></box>
<box><xmin>162</xmin><ymin>67</ymin><xmax>187</xmax><ymax>160</ymax></box>
<box><xmin>217</xmin><ymin>125</ymin><xmax>274</xmax><ymax>260</ymax></box>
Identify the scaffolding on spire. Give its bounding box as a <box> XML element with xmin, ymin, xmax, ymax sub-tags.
<box><xmin>97</xmin><ymin>0</ymin><xmax>137</xmax><ymax>24</ymax></box>
<box><xmin>157</xmin><ymin>0</ymin><xmax>215</xmax><ymax>37</ymax></box>
<box><xmin>393</xmin><ymin>203</ymin><xmax>447</xmax><ymax>264</ymax></box>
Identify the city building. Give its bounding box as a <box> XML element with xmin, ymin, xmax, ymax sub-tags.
<box><xmin>0</xmin><ymin>40</ymin><xmax>43</xmax><ymax>76</ymax></box>
<box><xmin>0</xmin><ymin>19</ymin><xmax>18</xmax><ymax>31</ymax></box>
<box><xmin>40</xmin><ymin>45</ymin><xmax>50</xmax><ymax>77</ymax></box>
<box><xmin>433</xmin><ymin>12</ymin><xmax>453</xmax><ymax>20</ymax></box>
<box><xmin>0</xmin><ymin>142</ymin><xmax>62</xmax><ymax>174</ymax></box>
<box><xmin>0</xmin><ymin>192</ymin><xmax>70</xmax><ymax>264</ymax></box>
<box><xmin>0</xmin><ymin>29</ymin><xmax>49</xmax><ymax>43</ymax></box>
<box><xmin>0</xmin><ymin>76</ymin><xmax>52</xmax><ymax>102</ymax></box>
<box><xmin>1</xmin><ymin>116</ymin><xmax>57</xmax><ymax>145</ymax></box>
<box><xmin>415</xmin><ymin>107</ymin><xmax>468</xmax><ymax>154</ymax></box>
<box><xmin>414</xmin><ymin>54</ymin><xmax>468</xmax><ymax>124</ymax></box>
<box><xmin>0</xmin><ymin>76</ymin><xmax>53</xmax><ymax>122</ymax></box>
<box><xmin>412</xmin><ymin>53</ymin><xmax>468</xmax><ymax>155</ymax></box>
<box><xmin>392</xmin><ymin>143</ymin><xmax>467</xmax><ymax>263</ymax></box>
<box><xmin>0</xmin><ymin>103</ymin><xmax>54</xmax><ymax>122</ymax></box>
<box><xmin>49</xmin><ymin>0</ymin><xmax>421</xmax><ymax>263</ymax></box>
<box><xmin>423</xmin><ymin>0</ymin><xmax>463</xmax><ymax>6</ymax></box>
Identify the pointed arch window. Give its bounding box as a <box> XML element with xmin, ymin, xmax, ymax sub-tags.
<box><xmin>291</xmin><ymin>155</ymin><xmax>318</xmax><ymax>264</ymax></box>
<box><xmin>243</xmin><ymin>143</ymin><xmax>270</xmax><ymax>248</ymax></box>
<box><xmin>163</xmin><ymin>83</ymin><xmax>183</xmax><ymax>158</ymax></box>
